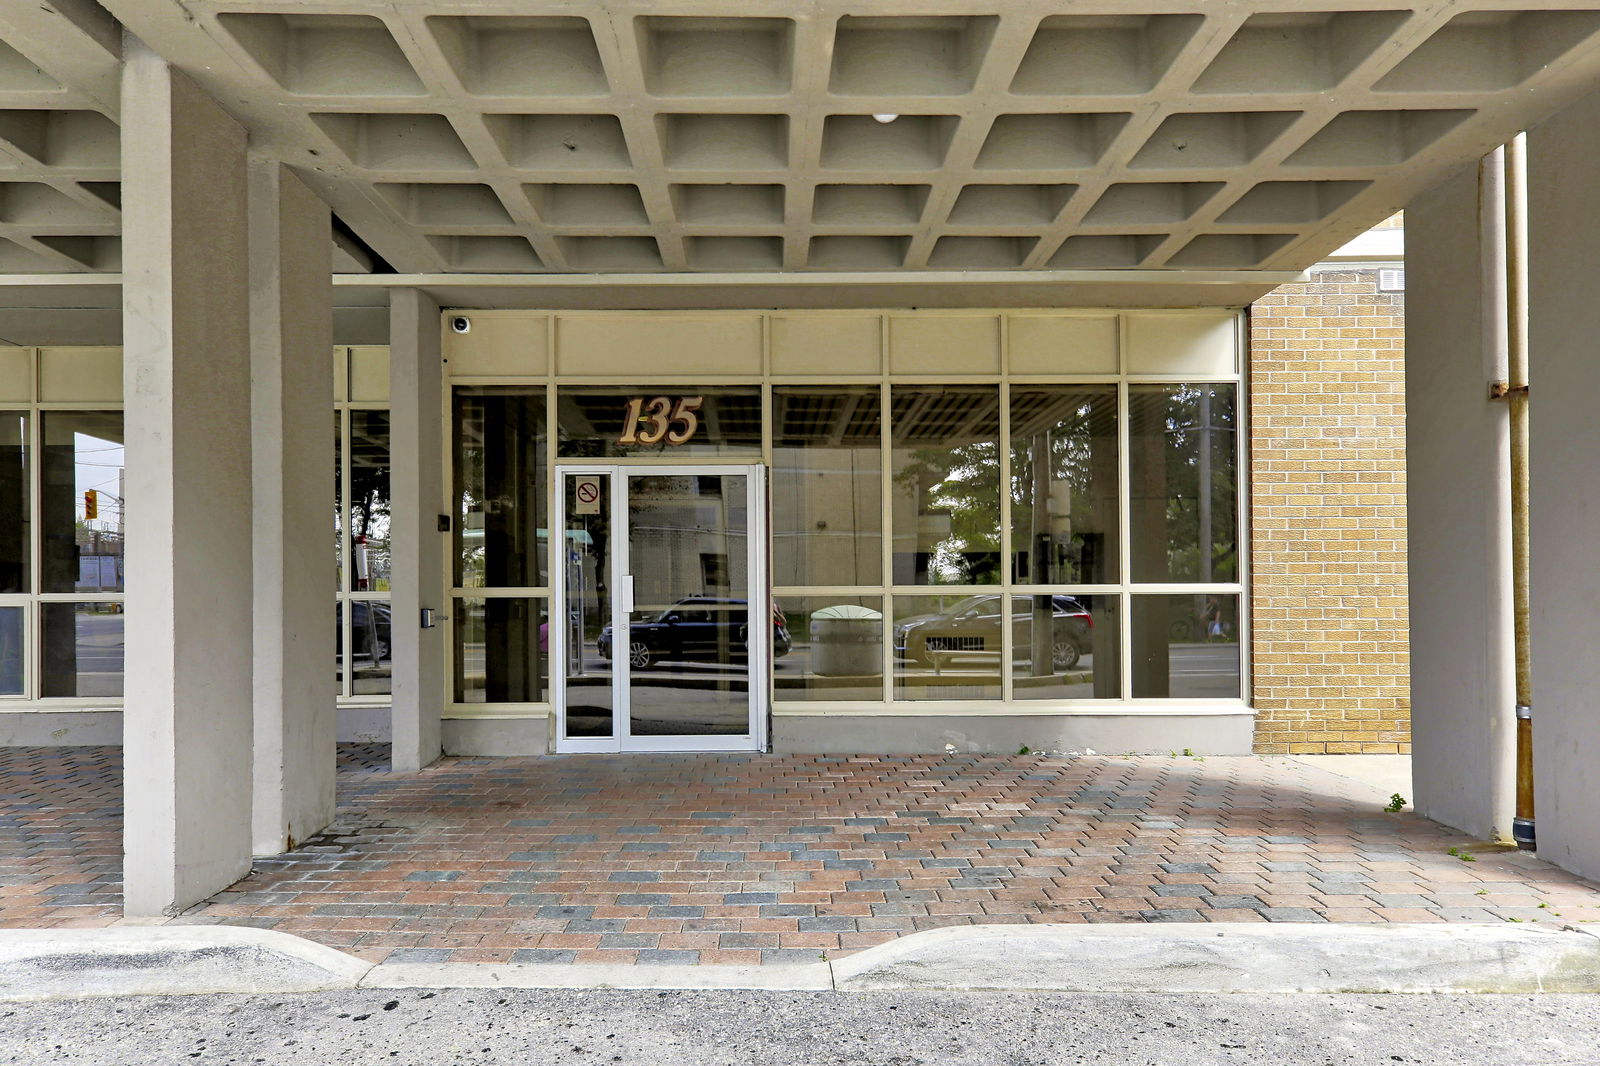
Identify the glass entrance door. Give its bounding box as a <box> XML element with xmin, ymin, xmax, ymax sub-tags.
<box><xmin>554</xmin><ymin>464</ymin><xmax>768</xmax><ymax>752</ymax></box>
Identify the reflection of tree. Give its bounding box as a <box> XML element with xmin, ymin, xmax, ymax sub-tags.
<box><xmin>1158</xmin><ymin>385</ymin><xmax>1237</xmax><ymax>582</ymax></box>
<box><xmin>1007</xmin><ymin>390</ymin><xmax>1116</xmax><ymax>585</ymax></box>
<box><xmin>894</xmin><ymin>442</ymin><xmax>1001</xmax><ymax>584</ymax></box>
<box><xmin>349</xmin><ymin>412</ymin><xmax>392</xmax><ymax>590</ymax></box>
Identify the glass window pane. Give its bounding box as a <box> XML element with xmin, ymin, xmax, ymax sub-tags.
<box><xmin>557</xmin><ymin>386</ymin><xmax>760</xmax><ymax>459</ymax></box>
<box><xmin>562</xmin><ymin>472</ymin><xmax>612</xmax><ymax>738</ymax></box>
<box><xmin>454</xmin><ymin>597</ymin><xmax>548</xmax><ymax>703</ymax></box>
<box><xmin>626</xmin><ymin>473</ymin><xmax>752</xmax><ymax>737</ymax></box>
<box><xmin>334</xmin><ymin>601</ymin><xmax>345</xmax><ymax>694</ymax></box>
<box><xmin>772</xmin><ymin>387</ymin><xmax>882</xmax><ymax>586</ymax></box>
<box><xmin>42</xmin><ymin>412</ymin><xmax>123</xmax><ymax>594</ymax></box>
<box><xmin>0</xmin><ymin>606</ymin><xmax>21</xmax><ymax>695</ymax></box>
<box><xmin>1131</xmin><ymin>593</ymin><xmax>1240</xmax><ymax>699</ymax></box>
<box><xmin>1009</xmin><ymin>387</ymin><xmax>1118</xmax><ymax>584</ymax></box>
<box><xmin>333</xmin><ymin>412</ymin><xmax>343</xmax><ymax>590</ymax></box>
<box><xmin>349</xmin><ymin>599</ymin><xmax>391</xmax><ymax>695</ymax></box>
<box><xmin>1129</xmin><ymin>384</ymin><xmax>1237</xmax><ymax>583</ymax></box>
<box><xmin>1010</xmin><ymin>594</ymin><xmax>1120</xmax><ymax>700</ymax></box>
<box><xmin>891</xmin><ymin>386</ymin><xmax>1001</xmax><ymax>586</ymax></box>
<box><xmin>349</xmin><ymin>410</ymin><xmax>391</xmax><ymax>592</ymax></box>
<box><xmin>41</xmin><ymin>601</ymin><xmax>122</xmax><ymax>698</ymax></box>
<box><xmin>893</xmin><ymin>593</ymin><xmax>1003</xmax><ymax>700</ymax></box>
<box><xmin>455</xmin><ymin>387</ymin><xmax>548</xmax><ymax>589</ymax></box>
<box><xmin>0</xmin><ymin>412</ymin><xmax>27</xmax><ymax>594</ymax></box>
<box><xmin>775</xmin><ymin>596</ymin><xmax>883</xmax><ymax>702</ymax></box>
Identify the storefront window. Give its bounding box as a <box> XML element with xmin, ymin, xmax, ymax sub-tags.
<box><xmin>1009</xmin><ymin>386</ymin><xmax>1118</xmax><ymax>585</ymax></box>
<box><xmin>772</xmin><ymin>387</ymin><xmax>882</xmax><ymax>587</ymax></box>
<box><xmin>454</xmin><ymin>387</ymin><xmax>547</xmax><ymax>589</ymax></box>
<box><xmin>439</xmin><ymin>314</ymin><xmax>1248</xmax><ymax>709</ymax></box>
<box><xmin>0</xmin><ymin>412</ymin><xmax>26</xmax><ymax>595</ymax></box>
<box><xmin>893</xmin><ymin>593</ymin><xmax>1004</xmax><ymax>700</ymax></box>
<box><xmin>1129</xmin><ymin>384</ymin><xmax>1237</xmax><ymax>583</ymax></box>
<box><xmin>1131</xmin><ymin>593</ymin><xmax>1240</xmax><ymax>699</ymax></box>
<box><xmin>336</xmin><ymin>372</ymin><xmax>393</xmax><ymax>702</ymax></box>
<box><xmin>349</xmin><ymin>410</ymin><xmax>391</xmax><ymax>592</ymax></box>
<box><xmin>1011</xmin><ymin>594</ymin><xmax>1119</xmax><ymax>700</ymax></box>
<box><xmin>41</xmin><ymin>601</ymin><xmax>122</xmax><ymax>698</ymax></box>
<box><xmin>333</xmin><ymin>413</ymin><xmax>343</xmax><ymax>589</ymax></box>
<box><xmin>0</xmin><ymin>606</ymin><xmax>20</xmax><ymax>695</ymax></box>
<box><xmin>773</xmin><ymin>595</ymin><xmax>884</xmax><ymax>702</ymax></box>
<box><xmin>557</xmin><ymin>386</ymin><xmax>760</xmax><ymax>459</ymax></box>
<box><xmin>346</xmin><ymin>599</ymin><xmax>391</xmax><ymax>696</ymax></box>
<box><xmin>42</xmin><ymin>412</ymin><xmax>123</xmax><ymax>594</ymax></box>
<box><xmin>454</xmin><ymin>596</ymin><xmax>548</xmax><ymax>703</ymax></box>
<box><xmin>890</xmin><ymin>386</ymin><xmax>1001</xmax><ymax>586</ymax></box>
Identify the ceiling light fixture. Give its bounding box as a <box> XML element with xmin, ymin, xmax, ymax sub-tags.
<box><xmin>872</xmin><ymin>113</ymin><xmax>899</xmax><ymax>124</ymax></box>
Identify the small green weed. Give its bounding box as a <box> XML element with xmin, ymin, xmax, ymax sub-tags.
<box><xmin>1384</xmin><ymin>793</ymin><xmax>1406</xmax><ymax>813</ymax></box>
<box><xmin>1017</xmin><ymin>745</ymin><xmax>1031</xmax><ymax>756</ymax></box>
<box><xmin>1447</xmin><ymin>846</ymin><xmax>1478</xmax><ymax>863</ymax></box>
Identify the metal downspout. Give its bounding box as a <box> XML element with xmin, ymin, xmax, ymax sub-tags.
<box><xmin>1504</xmin><ymin>135</ymin><xmax>1535</xmax><ymax>851</ymax></box>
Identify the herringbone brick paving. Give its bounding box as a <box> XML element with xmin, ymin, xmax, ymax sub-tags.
<box><xmin>4</xmin><ymin>745</ymin><xmax>1599</xmax><ymax>964</ymax></box>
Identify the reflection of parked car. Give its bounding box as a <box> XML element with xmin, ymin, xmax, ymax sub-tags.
<box><xmin>894</xmin><ymin>594</ymin><xmax>1090</xmax><ymax>670</ymax></box>
<box><xmin>598</xmin><ymin>597</ymin><xmax>791</xmax><ymax>669</ymax></box>
<box><xmin>337</xmin><ymin>601</ymin><xmax>391</xmax><ymax>664</ymax></box>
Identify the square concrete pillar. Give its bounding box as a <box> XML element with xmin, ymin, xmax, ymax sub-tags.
<box><xmin>1527</xmin><ymin>88</ymin><xmax>1600</xmax><ymax>882</ymax></box>
<box><xmin>249</xmin><ymin>159</ymin><xmax>336</xmax><ymax>855</ymax></box>
<box><xmin>1405</xmin><ymin>160</ymin><xmax>1517</xmax><ymax>843</ymax></box>
<box><xmin>389</xmin><ymin>289</ymin><xmax>445</xmax><ymax>771</ymax></box>
<box><xmin>121</xmin><ymin>40</ymin><xmax>254</xmax><ymax>915</ymax></box>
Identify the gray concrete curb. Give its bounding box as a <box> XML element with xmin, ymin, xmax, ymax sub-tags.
<box><xmin>0</xmin><ymin>926</ymin><xmax>372</xmax><ymax>1001</ymax></box>
<box><xmin>829</xmin><ymin>923</ymin><xmax>1600</xmax><ymax>994</ymax></box>
<box><xmin>5</xmin><ymin>923</ymin><xmax>1600</xmax><ymax>999</ymax></box>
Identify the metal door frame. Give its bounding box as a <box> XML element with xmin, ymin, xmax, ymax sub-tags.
<box><xmin>552</xmin><ymin>462</ymin><xmax>768</xmax><ymax>753</ymax></box>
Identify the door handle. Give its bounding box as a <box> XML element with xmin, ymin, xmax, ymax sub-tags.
<box><xmin>618</xmin><ymin>574</ymin><xmax>634</xmax><ymax>614</ymax></box>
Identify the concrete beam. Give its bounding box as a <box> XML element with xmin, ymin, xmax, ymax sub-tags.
<box><xmin>389</xmin><ymin>288</ymin><xmax>444</xmax><ymax>772</ymax></box>
<box><xmin>249</xmin><ymin>159</ymin><xmax>336</xmax><ymax>856</ymax></box>
<box><xmin>1405</xmin><ymin>159</ymin><xmax>1516</xmax><ymax>843</ymax></box>
<box><xmin>120</xmin><ymin>39</ymin><xmax>253</xmax><ymax>915</ymax></box>
<box><xmin>1526</xmin><ymin>86</ymin><xmax>1600</xmax><ymax>883</ymax></box>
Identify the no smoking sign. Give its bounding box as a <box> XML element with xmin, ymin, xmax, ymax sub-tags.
<box><xmin>573</xmin><ymin>476</ymin><xmax>602</xmax><ymax>515</ymax></box>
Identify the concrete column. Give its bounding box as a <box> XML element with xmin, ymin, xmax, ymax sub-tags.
<box><xmin>389</xmin><ymin>289</ymin><xmax>445</xmax><ymax>771</ymax></box>
<box><xmin>249</xmin><ymin>159</ymin><xmax>335</xmax><ymax>856</ymax></box>
<box><xmin>1405</xmin><ymin>161</ymin><xmax>1517</xmax><ymax>843</ymax></box>
<box><xmin>1526</xmin><ymin>88</ymin><xmax>1600</xmax><ymax>882</ymax></box>
<box><xmin>121</xmin><ymin>40</ymin><xmax>253</xmax><ymax>915</ymax></box>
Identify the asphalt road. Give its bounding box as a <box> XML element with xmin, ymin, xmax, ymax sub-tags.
<box><xmin>4</xmin><ymin>989</ymin><xmax>1598</xmax><ymax>1066</ymax></box>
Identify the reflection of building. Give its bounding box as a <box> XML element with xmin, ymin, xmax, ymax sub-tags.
<box><xmin>627</xmin><ymin>475</ymin><xmax>749</xmax><ymax>613</ymax></box>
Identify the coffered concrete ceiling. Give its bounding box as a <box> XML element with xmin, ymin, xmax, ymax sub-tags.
<box><xmin>3</xmin><ymin>1</ymin><xmax>1600</xmax><ymax>285</ymax></box>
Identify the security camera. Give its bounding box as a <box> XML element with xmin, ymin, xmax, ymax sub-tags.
<box><xmin>450</xmin><ymin>316</ymin><xmax>471</xmax><ymax>334</ymax></box>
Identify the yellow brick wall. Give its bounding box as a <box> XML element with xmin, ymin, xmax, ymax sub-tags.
<box><xmin>1249</xmin><ymin>268</ymin><xmax>1411</xmax><ymax>755</ymax></box>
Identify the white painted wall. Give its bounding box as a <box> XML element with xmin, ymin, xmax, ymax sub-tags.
<box><xmin>1526</xmin><ymin>87</ymin><xmax>1600</xmax><ymax>882</ymax></box>
<box><xmin>389</xmin><ymin>289</ymin><xmax>445</xmax><ymax>771</ymax></box>
<box><xmin>1405</xmin><ymin>161</ymin><xmax>1517</xmax><ymax>843</ymax></box>
<box><xmin>248</xmin><ymin>160</ymin><xmax>336</xmax><ymax>856</ymax></box>
<box><xmin>121</xmin><ymin>43</ymin><xmax>255</xmax><ymax>915</ymax></box>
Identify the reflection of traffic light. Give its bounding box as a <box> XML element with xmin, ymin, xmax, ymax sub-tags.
<box><xmin>84</xmin><ymin>489</ymin><xmax>98</xmax><ymax>520</ymax></box>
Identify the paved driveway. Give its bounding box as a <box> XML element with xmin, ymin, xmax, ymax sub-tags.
<box><xmin>3</xmin><ymin>745</ymin><xmax>1599</xmax><ymax>964</ymax></box>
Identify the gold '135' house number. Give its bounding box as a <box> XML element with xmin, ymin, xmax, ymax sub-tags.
<box><xmin>617</xmin><ymin>395</ymin><xmax>704</xmax><ymax>446</ymax></box>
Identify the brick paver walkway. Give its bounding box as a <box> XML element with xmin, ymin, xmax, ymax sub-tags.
<box><xmin>4</xmin><ymin>745</ymin><xmax>1600</xmax><ymax>964</ymax></box>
